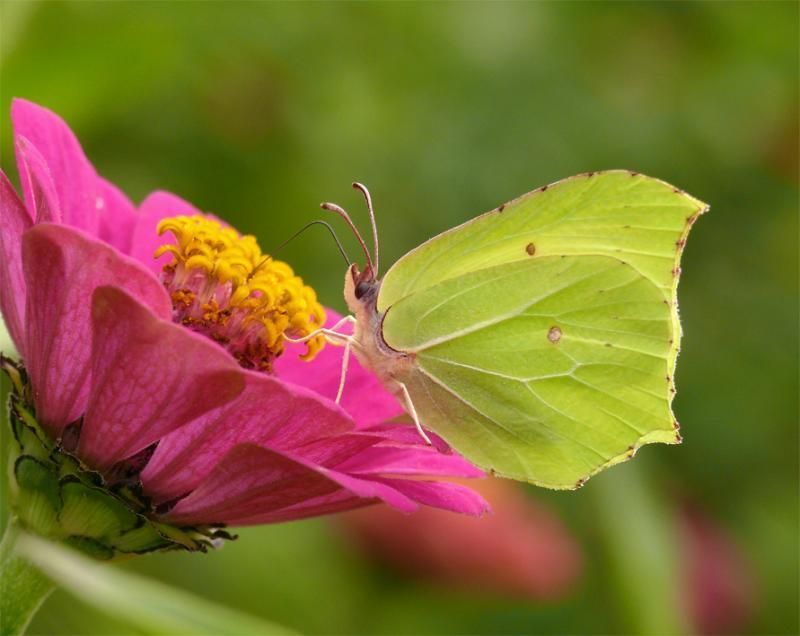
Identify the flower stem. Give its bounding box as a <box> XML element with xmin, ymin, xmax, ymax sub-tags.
<box><xmin>0</xmin><ymin>517</ymin><xmax>54</xmax><ymax>636</ymax></box>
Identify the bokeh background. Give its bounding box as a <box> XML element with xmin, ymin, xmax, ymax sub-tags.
<box><xmin>1</xmin><ymin>1</ymin><xmax>797</xmax><ymax>634</ymax></box>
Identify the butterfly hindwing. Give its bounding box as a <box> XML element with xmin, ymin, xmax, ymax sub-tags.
<box><xmin>384</xmin><ymin>255</ymin><xmax>675</xmax><ymax>486</ymax></box>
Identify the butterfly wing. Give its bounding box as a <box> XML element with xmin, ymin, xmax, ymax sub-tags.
<box><xmin>378</xmin><ymin>172</ymin><xmax>707</xmax><ymax>487</ymax></box>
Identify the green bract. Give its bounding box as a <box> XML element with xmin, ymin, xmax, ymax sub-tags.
<box><xmin>2</xmin><ymin>357</ymin><xmax>232</xmax><ymax>560</ymax></box>
<box><xmin>377</xmin><ymin>171</ymin><xmax>707</xmax><ymax>487</ymax></box>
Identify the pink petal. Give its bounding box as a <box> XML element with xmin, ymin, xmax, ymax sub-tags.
<box><xmin>231</xmin><ymin>490</ymin><xmax>370</xmax><ymax>525</ymax></box>
<box><xmin>359</xmin><ymin>421</ymin><xmax>453</xmax><ymax>454</ymax></box>
<box><xmin>0</xmin><ymin>172</ymin><xmax>32</xmax><ymax>355</ymax></box>
<box><xmin>165</xmin><ymin>443</ymin><xmax>419</xmax><ymax>526</ymax></box>
<box><xmin>275</xmin><ymin>309</ymin><xmax>404</xmax><ymax>428</ymax></box>
<box><xmin>291</xmin><ymin>433</ymin><xmax>384</xmax><ymax>467</ymax></box>
<box><xmin>129</xmin><ymin>191</ymin><xmax>201</xmax><ymax>273</ymax></box>
<box><xmin>165</xmin><ymin>444</ymin><xmax>348</xmax><ymax>524</ymax></box>
<box><xmin>21</xmin><ymin>224</ymin><xmax>171</xmax><ymax>434</ymax></box>
<box><xmin>79</xmin><ymin>287</ymin><xmax>245</xmax><ymax>473</ymax></box>
<box><xmin>141</xmin><ymin>371</ymin><xmax>357</xmax><ymax>503</ymax></box>
<box><xmin>374</xmin><ymin>478</ymin><xmax>490</xmax><ymax>516</ymax></box>
<box><xmin>13</xmin><ymin>135</ymin><xmax>61</xmax><ymax>224</ymax></box>
<box><xmin>336</xmin><ymin>446</ymin><xmax>485</xmax><ymax>478</ymax></box>
<box><xmin>96</xmin><ymin>178</ymin><xmax>137</xmax><ymax>254</ymax></box>
<box><xmin>12</xmin><ymin>99</ymin><xmax>98</xmax><ymax>234</ymax></box>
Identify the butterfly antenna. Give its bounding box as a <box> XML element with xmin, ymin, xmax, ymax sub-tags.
<box><xmin>352</xmin><ymin>182</ymin><xmax>379</xmax><ymax>276</ymax></box>
<box><xmin>321</xmin><ymin>200</ymin><xmax>375</xmax><ymax>272</ymax></box>
<box><xmin>268</xmin><ymin>220</ymin><xmax>352</xmax><ymax>268</ymax></box>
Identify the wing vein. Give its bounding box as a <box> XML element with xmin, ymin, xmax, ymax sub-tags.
<box><xmin>418</xmin><ymin>366</ymin><xmax>608</xmax><ymax>462</ymax></box>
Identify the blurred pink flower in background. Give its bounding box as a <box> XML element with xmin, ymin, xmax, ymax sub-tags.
<box><xmin>340</xmin><ymin>479</ymin><xmax>758</xmax><ymax>630</ymax></box>
<box><xmin>0</xmin><ymin>99</ymin><xmax>488</xmax><ymax>529</ymax></box>
<box><xmin>340</xmin><ymin>476</ymin><xmax>584</xmax><ymax>601</ymax></box>
<box><xmin>679</xmin><ymin>502</ymin><xmax>756</xmax><ymax>635</ymax></box>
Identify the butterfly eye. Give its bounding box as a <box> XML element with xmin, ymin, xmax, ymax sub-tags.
<box><xmin>355</xmin><ymin>281</ymin><xmax>372</xmax><ymax>300</ymax></box>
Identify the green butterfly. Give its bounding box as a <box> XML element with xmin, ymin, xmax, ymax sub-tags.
<box><xmin>314</xmin><ymin>171</ymin><xmax>707</xmax><ymax>489</ymax></box>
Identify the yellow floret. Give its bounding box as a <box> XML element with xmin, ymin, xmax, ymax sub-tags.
<box><xmin>156</xmin><ymin>215</ymin><xmax>326</xmax><ymax>363</ymax></box>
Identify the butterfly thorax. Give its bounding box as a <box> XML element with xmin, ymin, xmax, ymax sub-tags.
<box><xmin>344</xmin><ymin>264</ymin><xmax>415</xmax><ymax>394</ymax></box>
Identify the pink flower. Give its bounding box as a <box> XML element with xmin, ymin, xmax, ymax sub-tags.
<box><xmin>679</xmin><ymin>502</ymin><xmax>756</xmax><ymax>635</ymax></box>
<box><xmin>340</xmin><ymin>477</ymin><xmax>583</xmax><ymax>601</ymax></box>
<box><xmin>0</xmin><ymin>99</ymin><xmax>488</xmax><ymax>533</ymax></box>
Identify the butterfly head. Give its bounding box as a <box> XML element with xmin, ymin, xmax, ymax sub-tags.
<box><xmin>344</xmin><ymin>262</ymin><xmax>380</xmax><ymax>313</ymax></box>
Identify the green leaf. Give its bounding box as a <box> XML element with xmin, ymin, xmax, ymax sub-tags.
<box><xmin>0</xmin><ymin>519</ymin><xmax>54</xmax><ymax>636</ymax></box>
<box><xmin>17</xmin><ymin>534</ymin><xmax>296</xmax><ymax>636</ymax></box>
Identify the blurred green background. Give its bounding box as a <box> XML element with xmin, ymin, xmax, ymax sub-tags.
<box><xmin>1</xmin><ymin>1</ymin><xmax>797</xmax><ymax>634</ymax></box>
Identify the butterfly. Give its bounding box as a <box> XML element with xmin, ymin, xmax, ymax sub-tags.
<box><xmin>299</xmin><ymin>171</ymin><xmax>707</xmax><ymax>489</ymax></box>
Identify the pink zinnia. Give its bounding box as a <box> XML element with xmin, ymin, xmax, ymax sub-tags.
<box><xmin>0</xmin><ymin>99</ymin><xmax>487</xmax><ymax>553</ymax></box>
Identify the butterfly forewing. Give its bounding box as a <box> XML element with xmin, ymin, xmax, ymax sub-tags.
<box><xmin>379</xmin><ymin>171</ymin><xmax>704</xmax><ymax>309</ymax></box>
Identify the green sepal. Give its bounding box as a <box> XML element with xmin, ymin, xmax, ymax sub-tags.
<box><xmin>13</xmin><ymin>457</ymin><xmax>61</xmax><ymax>536</ymax></box>
<box><xmin>58</xmin><ymin>478</ymin><xmax>139</xmax><ymax>540</ymax></box>
<box><xmin>63</xmin><ymin>535</ymin><xmax>116</xmax><ymax>561</ymax></box>
<box><xmin>2</xmin><ymin>356</ymin><xmax>233</xmax><ymax>560</ymax></box>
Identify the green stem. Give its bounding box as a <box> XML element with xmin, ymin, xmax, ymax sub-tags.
<box><xmin>591</xmin><ymin>464</ymin><xmax>691</xmax><ymax>636</ymax></box>
<box><xmin>0</xmin><ymin>517</ymin><xmax>54</xmax><ymax>636</ymax></box>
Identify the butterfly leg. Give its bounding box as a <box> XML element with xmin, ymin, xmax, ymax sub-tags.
<box><xmin>399</xmin><ymin>382</ymin><xmax>432</xmax><ymax>446</ymax></box>
<box><xmin>282</xmin><ymin>316</ymin><xmax>356</xmax><ymax>405</ymax></box>
<box><xmin>334</xmin><ymin>336</ymin><xmax>353</xmax><ymax>405</ymax></box>
<box><xmin>284</xmin><ymin>315</ymin><xmax>356</xmax><ymax>345</ymax></box>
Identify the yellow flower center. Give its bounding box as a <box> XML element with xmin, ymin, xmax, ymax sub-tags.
<box><xmin>155</xmin><ymin>215</ymin><xmax>325</xmax><ymax>371</ymax></box>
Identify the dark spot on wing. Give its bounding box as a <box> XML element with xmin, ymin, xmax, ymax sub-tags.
<box><xmin>525</xmin><ymin>242</ymin><xmax>536</xmax><ymax>256</ymax></box>
<box><xmin>547</xmin><ymin>326</ymin><xmax>562</xmax><ymax>344</ymax></box>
